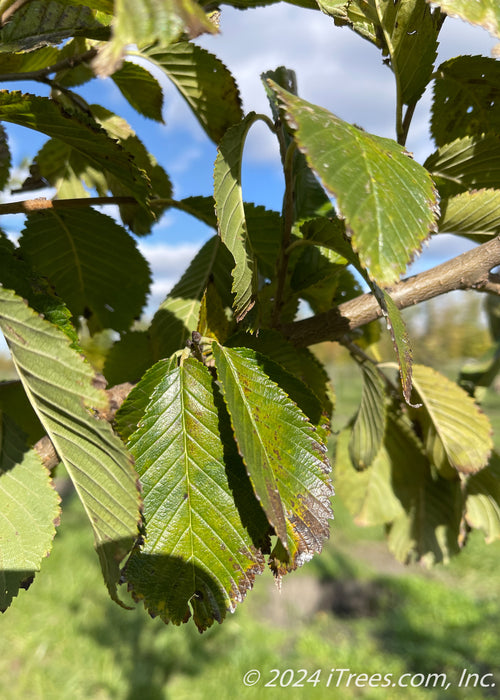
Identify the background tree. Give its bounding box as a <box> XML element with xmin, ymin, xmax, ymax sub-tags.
<box><xmin>1</xmin><ymin>0</ymin><xmax>500</xmax><ymax>632</ymax></box>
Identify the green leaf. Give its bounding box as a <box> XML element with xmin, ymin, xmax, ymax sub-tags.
<box><xmin>374</xmin><ymin>287</ymin><xmax>413</xmax><ymax>404</ymax></box>
<box><xmin>220</xmin><ymin>0</ymin><xmax>318</xmax><ymax>8</ymax></box>
<box><xmin>386</xmin><ymin>411</ymin><xmax>463</xmax><ymax>565</ymax></box>
<box><xmin>0</xmin><ymin>231</ymin><xmax>79</xmax><ymax>347</ymax></box>
<box><xmin>32</xmin><ymin>138</ymin><xmax>86</xmax><ymax>199</ymax></box>
<box><xmin>375</xmin><ymin>0</ymin><xmax>441</xmax><ymax>106</ymax></box>
<box><xmin>438</xmin><ymin>189</ymin><xmax>500</xmax><ymax>241</ymax></box>
<box><xmin>115</xmin><ymin>358</ymin><xmax>177</xmax><ymax>442</ymax></box>
<box><xmin>388</xmin><ymin>472</ymin><xmax>463</xmax><ymax>566</ymax></box>
<box><xmin>149</xmin><ymin>235</ymin><xmax>234</xmax><ymax>360</ymax></box>
<box><xmin>349</xmin><ymin>361</ymin><xmax>387</xmax><ymax>470</ymax></box>
<box><xmin>214</xmin><ymin>114</ymin><xmax>260</xmax><ymax>320</ymax></box>
<box><xmin>0</xmin><ymin>124</ymin><xmax>10</xmax><ymax>190</ymax></box>
<box><xmin>93</xmin><ymin>0</ymin><xmax>217</xmax><ymax>77</ymax></box>
<box><xmin>53</xmin><ymin>38</ymin><xmax>96</xmax><ymax>88</ymax></box>
<box><xmin>245</xmin><ymin>205</ymin><xmax>282</xmax><ymax>277</ymax></box>
<box><xmin>459</xmin><ymin>342</ymin><xmax>500</xmax><ymax>402</ymax></box>
<box><xmin>272</xmin><ymin>82</ymin><xmax>439</xmax><ymax>285</ymax></box>
<box><xmin>33</xmin><ymin>107</ymin><xmax>170</xmax><ymax>233</ymax></box>
<box><xmin>54</xmin><ymin>0</ymin><xmax>114</xmax><ymax>12</ymax></box>
<box><xmin>427</xmin><ymin>0</ymin><xmax>500</xmax><ymax>39</ymax></box>
<box><xmin>0</xmin><ymin>92</ymin><xmax>150</xmax><ymax>204</ymax></box>
<box><xmin>425</xmin><ymin>134</ymin><xmax>500</xmax><ymax>196</ymax></box>
<box><xmin>81</xmin><ymin>104</ymin><xmax>172</xmax><ymax>234</ymax></box>
<box><xmin>292</xmin><ymin>219</ymin><xmax>413</xmax><ymax>397</ymax></box>
<box><xmin>103</xmin><ymin>331</ymin><xmax>154</xmax><ymax>388</ymax></box>
<box><xmin>172</xmin><ymin>197</ymin><xmax>282</xmax><ymax>277</ymax></box>
<box><xmin>291</xmin><ymin>245</ymin><xmax>346</xmax><ymax>292</ymax></box>
<box><xmin>18</xmin><ymin>208</ymin><xmax>151</xmax><ymax>334</ymax></box>
<box><xmin>0</xmin><ymin>0</ymin><xmax>109</xmax><ymax>51</ymax></box>
<box><xmin>288</xmin><ymin>230</ymin><xmax>352</xmax><ymax>315</ymax></box>
<box><xmin>124</xmin><ymin>357</ymin><xmax>267</xmax><ymax>631</ymax></box>
<box><xmin>465</xmin><ymin>452</ymin><xmax>500</xmax><ymax>542</ymax></box>
<box><xmin>173</xmin><ymin>195</ymin><xmax>217</xmax><ymax>228</ymax></box>
<box><xmin>225</xmin><ymin>329</ymin><xmax>335</xmax><ymax>419</ymax></box>
<box><xmin>0</xmin><ymin>415</ymin><xmax>60</xmax><ymax>612</ymax></box>
<box><xmin>212</xmin><ymin>344</ymin><xmax>333</xmax><ymax>568</ymax></box>
<box><xmin>0</xmin><ymin>46</ymin><xmax>60</xmax><ymax>74</ymax></box>
<box><xmin>335</xmin><ymin>428</ymin><xmax>404</xmax><ymax>526</ymax></box>
<box><xmin>0</xmin><ymin>287</ymin><xmax>141</xmax><ymax>604</ymax></box>
<box><xmin>432</xmin><ymin>56</ymin><xmax>500</xmax><ymax>147</ymax></box>
<box><xmin>0</xmin><ymin>381</ymin><xmax>44</xmax><ymax>444</ymax></box>
<box><xmin>223</xmin><ymin>346</ymin><xmax>327</xmax><ymax>438</ymax></box>
<box><xmin>111</xmin><ymin>60</ymin><xmax>164</xmax><ymax>122</ymax></box>
<box><xmin>146</xmin><ymin>42</ymin><xmax>243</xmax><ymax>142</ymax></box>
<box><xmin>300</xmin><ymin>216</ymin><xmax>354</xmax><ymax>264</ymax></box>
<box><xmin>197</xmin><ymin>282</ymin><xmax>232</xmax><ymax>344</ymax></box>
<box><xmin>262</xmin><ymin>68</ymin><xmax>332</xmax><ymax>223</ymax></box>
<box><xmin>315</xmin><ymin>0</ymin><xmax>381</xmax><ymax>46</ymax></box>
<box><xmin>409</xmin><ymin>364</ymin><xmax>493</xmax><ymax>477</ymax></box>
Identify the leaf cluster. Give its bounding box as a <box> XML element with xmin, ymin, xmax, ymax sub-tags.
<box><xmin>0</xmin><ymin>0</ymin><xmax>500</xmax><ymax>630</ymax></box>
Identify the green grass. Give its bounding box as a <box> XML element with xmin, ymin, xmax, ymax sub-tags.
<box><xmin>2</xmin><ymin>487</ymin><xmax>500</xmax><ymax>699</ymax></box>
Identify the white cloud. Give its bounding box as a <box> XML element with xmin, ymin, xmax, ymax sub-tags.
<box><xmin>138</xmin><ymin>241</ymin><xmax>202</xmax><ymax>311</ymax></box>
<box><xmin>196</xmin><ymin>4</ymin><xmax>497</xmax><ymax>165</ymax></box>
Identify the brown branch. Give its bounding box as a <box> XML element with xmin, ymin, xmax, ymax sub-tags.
<box><xmin>33</xmin><ymin>381</ymin><xmax>134</xmax><ymax>472</ymax></box>
<box><xmin>0</xmin><ymin>0</ymin><xmax>30</xmax><ymax>26</ymax></box>
<box><xmin>0</xmin><ymin>196</ymin><xmax>137</xmax><ymax>215</ymax></box>
<box><xmin>282</xmin><ymin>235</ymin><xmax>500</xmax><ymax>347</ymax></box>
<box><xmin>0</xmin><ymin>195</ymin><xmax>179</xmax><ymax>216</ymax></box>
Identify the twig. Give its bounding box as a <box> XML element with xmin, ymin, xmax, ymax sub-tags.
<box><xmin>0</xmin><ymin>196</ymin><xmax>138</xmax><ymax>215</ymax></box>
<box><xmin>282</xmin><ymin>236</ymin><xmax>500</xmax><ymax>347</ymax></box>
<box><xmin>0</xmin><ymin>0</ymin><xmax>30</xmax><ymax>27</ymax></box>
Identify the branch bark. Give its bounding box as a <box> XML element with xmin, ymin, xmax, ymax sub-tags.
<box><xmin>0</xmin><ymin>196</ymin><xmax>138</xmax><ymax>215</ymax></box>
<box><xmin>282</xmin><ymin>235</ymin><xmax>500</xmax><ymax>347</ymax></box>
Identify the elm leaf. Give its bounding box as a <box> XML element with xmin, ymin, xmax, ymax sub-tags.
<box><xmin>432</xmin><ymin>56</ymin><xmax>500</xmax><ymax>147</ymax></box>
<box><xmin>0</xmin><ymin>415</ymin><xmax>60</xmax><ymax>612</ymax></box>
<box><xmin>349</xmin><ymin>361</ymin><xmax>387</xmax><ymax>470</ymax></box>
<box><xmin>212</xmin><ymin>344</ymin><xmax>333</xmax><ymax>571</ymax></box>
<box><xmin>18</xmin><ymin>209</ymin><xmax>151</xmax><ymax>334</ymax></box>
<box><xmin>426</xmin><ymin>0</ymin><xmax>500</xmax><ymax>40</ymax></box>
<box><xmin>375</xmin><ymin>0</ymin><xmax>441</xmax><ymax>107</ymax></box>
<box><xmin>335</xmin><ymin>428</ymin><xmax>403</xmax><ymax>526</ymax></box>
<box><xmin>0</xmin><ymin>287</ymin><xmax>141</xmax><ymax>605</ymax></box>
<box><xmin>272</xmin><ymin>82</ymin><xmax>438</xmax><ymax>285</ymax></box>
<box><xmin>465</xmin><ymin>452</ymin><xmax>500</xmax><ymax>542</ymax></box>
<box><xmin>0</xmin><ymin>0</ymin><xmax>109</xmax><ymax>52</ymax></box>
<box><xmin>214</xmin><ymin>114</ymin><xmax>261</xmax><ymax>320</ymax></box>
<box><xmin>386</xmin><ymin>411</ymin><xmax>463</xmax><ymax>566</ymax></box>
<box><xmin>93</xmin><ymin>0</ymin><xmax>216</xmax><ymax>77</ymax></box>
<box><xmin>425</xmin><ymin>134</ymin><xmax>500</xmax><ymax>196</ymax></box>
<box><xmin>146</xmin><ymin>42</ymin><xmax>243</xmax><ymax>142</ymax></box>
<box><xmin>124</xmin><ymin>357</ymin><xmax>267</xmax><ymax>631</ymax></box>
<box><xmin>409</xmin><ymin>364</ymin><xmax>493</xmax><ymax>476</ymax></box>
<box><xmin>112</xmin><ymin>60</ymin><xmax>164</xmax><ymax>122</ymax></box>
<box><xmin>438</xmin><ymin>189</ymin><xmax>500</xmax><ymax>242</ymax></box>
<box><xmin>0</xmin><ymin>92</ymin><xmax>150</xmax><ymax>204</ymax></box>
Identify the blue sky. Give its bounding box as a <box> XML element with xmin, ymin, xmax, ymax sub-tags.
<box><xmin>1</xmin><ymin>3</ymin><xmax>499</xmax><ymax>313</ymax></box>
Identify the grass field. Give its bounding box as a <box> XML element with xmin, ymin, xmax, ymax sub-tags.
<box><xmin>2</xmin><ymin>355</ymin><xmax>500</xmax><ymax>699</ymax></box>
